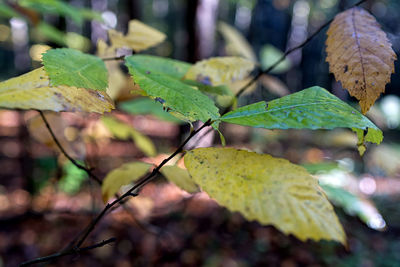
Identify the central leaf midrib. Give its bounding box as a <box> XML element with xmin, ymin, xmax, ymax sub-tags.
<box><xmin>223</xmin><ymin>100</ymin><xmax>340</xmax><ymax>119</ymax></box>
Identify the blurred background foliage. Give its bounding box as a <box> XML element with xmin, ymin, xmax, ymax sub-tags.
<box><xmin>0</xmin><ymin>0</ymin><xmax>399</xmax><ymax>266</ymax></box>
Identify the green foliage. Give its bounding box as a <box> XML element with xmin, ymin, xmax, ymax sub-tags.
<box><xmin>260</xmin><ymin>44</ymin><xmax>291</xmax><ymax>73</ymax></box>
<box><xmin>126</xmin><ymin>55</ymin><xmax>191</xmax><ymax>79</ymax></box>
<box><xmin>43</xmin><ymin>48</ymin><xmax>108</xmax><ymax>91</ymax></box>
<box><xmin>19</xmin><ymin>0</ymin><xmax>102</xmax><ymax>25</ymax></box>
<box><xmin>58</xmin><ymin>161</ymin><xmax>88</xmax><ymax>195</ymax></box>
<box><xmin>119</xmin><ymin>98</ymin><xmax>184</xmax><ymax>123</ymax></box>
<box><xmin>220</xmin><ymin>86</ymin><xmax>383</xmax><ymax>146</ymax></box>
<box><xmin>0</xmin><ymin>4</ymin><xmax>20</xmax><ymax>18</ymax></box>
<box><xmin>125</xmin><ymin>55</ymin><xmax>220</xmax><ymax>122</ymax></box>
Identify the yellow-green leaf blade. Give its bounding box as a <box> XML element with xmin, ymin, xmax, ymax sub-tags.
<box><xmin>160</xmin><ymin>165</ymin><xmax>199</xmax><ymax>193</ymax></box>
<box><xmin>43</xmin><ymin>48</ymin><xmax>108</xmax><ymax>91</ymax></box>
<box><xmin>218</xmin><ymin>21</ymin><xmax>257</xmax><ymax>61</ymax></box>
<box><xmin>0</xmin><ymin>67</ymin><xmax>114</xmax><ymax>113</ymax></box>
<box><xmin>108</xmin><ymin>20</ymin><xmax>166</xmax><ymax>52</ymax></box>
<box><xmin>184</xmin><ymin>147</ymin><xmax>346</xmax><ymax>244</ymax></box>
<box><xmin>102</xmin><ymin>161</ymin><xmax>152</xmax><ymax>203</ymax></box>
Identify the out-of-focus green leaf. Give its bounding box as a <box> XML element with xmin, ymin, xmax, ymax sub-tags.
<box><xmin>79</xmin><ymin>8</ymin><xmax>103</xmax><ymax>22</ymax></box>
<box><xmin>302</xmin><ymin>162</ymin><xmax>340</xmax><ymax>175</ymax></box>
<box><xmin>20</xmin><ymin>0</ymin><xmax>84</xmax><ymax>25</ymax></box>
<box><xmin>221</xmin><ymin>86</ymin><xmax>383</xmax><ymax>149</ymax></box>
<box><xmin>322</xmin><ymin>185</ymin><xmax>386</xmax><ymax>231</ymax></box>
<box><xmin>0</xmin><ymin>4</ymin><xmax>20</xmax><ymax>18</ymax></box>
<box><xmin>35</xmin><ymin>22</ymin><xmax>67</xmax><ymax>46</ymax></box>
<box><xmin>101</xmin><ymin>116</ymin><xmax>156</xmax><ymax>157</ymax></box>
<box><xmin>125</xmin><ymin>55</ymin><xmax>220</xmax><ymax>123</ymax></box>
<box><xmin>260</xmin><ymin>44</ymin><xmax>291</xmax><ymax>73</ymax></box>
<box><xmin>58</xmin><ymin>161</ymin><xmax>88</xmax><ymax>195</ymax></box>
<box><xmin>43</xmin><ymin>48</ymin><xmax>108</xmax><ymax>91</ymax></box>
<box><xmin>119</xmin><ymin>98</ymin><xmax>183</xmax><ymax>123</ymax></box>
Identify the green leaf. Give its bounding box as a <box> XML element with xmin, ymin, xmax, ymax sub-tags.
<box><xmin>0</xmin><ymin>4</ymin><xmax>20</xmax><ymax>18</ymax></box>
<box><xmin>322</xmin><ymin>185</ymin><xmax>386</xmax><ymax>230</ymax></box>
<box><xmin>34</xmin><ymin>22</ymin><xmax>67</xmax><ymax>46</ymax></box>
<box><xmin>126</xmin><ymin>55</ymin><xmax>191</xmax><ymax>79</ymax></box>
<box><xmin>125</xmin><ymin>55</ymin><xmax>220</xmax><ymax>123</ymax></box>
<box><xmin>119</xmin><ymin>98</ymin><xmax>184</xmax><ymax>123</ymax></box>
<box><xmin>182</xmin><ymin>80</ymin><xmax>233</xmax><ymax>96</ymax></box>
<box><xmin>43</xmin><ymin>48</ymin><xmax>108</xmax><ymax>91</ymax></box>
<box><xmin>20</xmin><ymin>0</ymin><xmax>84</xmax><ymax>25</ymax></box>
<box><xmin>260</xmin><ymin>44</ymin><xmax>291</xmax><ymax>73</ymax></box>
<box><xmin>58</xmin><ymin>161</ymin><xmax>88</xmax><ymax>195</ymax></box>
<box><xmin>220</xmin><ymin>86</ymin><xmax>383</xmax><ymax>146</ymax></box>
<box><xmin>185</xmin><ymin>147</ymin><xmax>346</xmax><ymax>244</ymax></box>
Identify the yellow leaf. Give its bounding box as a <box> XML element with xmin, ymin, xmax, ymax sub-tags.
<box><xmin>326</xmin><ymin>7</ymin><xmax>396</xmax><ymax>114</ymax></box>
<box><xmin>160</xmin><ymin>165</ymin><xmax>199</xmax><ymax>193</ymax></box>
<box><xmin>101</xmin><ymin>116</ymin><xmax>156</xmax><ymax>157</ymax></box>
<box><xmin>27</xmin><ymin>112</ymin><xmax>85</xmax><ymax>160</ymax></box>
<box><xmin>108</xmin><ymin>20</ymin><xmax>166</xmax><ymax>52</ymax></box>
<box><xmin>0</xmin><ymin>67</ymin><xmax>114</xmax><ymax>113</ymax></box>
<box><xmin>102</xmin><ymin>161</ymin><xmax>152</xmax><ymax>203</ymax></box>
<box><xmin>184</xmin><ymin>57</ymin><xmax>256</xmax><ymax>88</ymax></box>
<box><xmin>218</xmin><ymin>21</ymin><xmax>257</xmax><ymax>61</ymax></box>
<box><xmin>184</xmin><ymin>147</ymin><xmax>346</xmax><ymax>244</ymax></box>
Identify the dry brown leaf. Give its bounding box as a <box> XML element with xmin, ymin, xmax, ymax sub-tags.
<box><xmin>326</xmin><ymin>7</ymin><xmax>396</xmax><ymax>114</ymax></box>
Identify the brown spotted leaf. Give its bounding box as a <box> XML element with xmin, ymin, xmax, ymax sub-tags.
<box><xmin>326</xmin><ymin>7</ymin><xmax>396</xmax><ymax>114</ymax></box>
<box><xmin>0</xmin><ymin>67</ymin><xmax>114</xmax><ymax>113</ymax></box>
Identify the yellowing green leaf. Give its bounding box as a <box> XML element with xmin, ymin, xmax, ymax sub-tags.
<box><xmin>0</xmin><ymin>67</ymin><xmax>114</xmax><ymax>113</ymax></box>
<box><xmin>102</xmin><ymin>161</ymin><xmax>152</xmax><ymax>203</ymax></box>
<box><xmin>43</xmin><ymin>48</ymin><xmax>108</xmax><ymax>91</ymax></box>
<box><xmin>160</xmin><ymin>165</ymin><xmax>199</xmax><ymax>193</ymax></box>
<box><xmin>108</xmin><ymin>20</ymin><xmax>166</xmax><ymax>52</ymax></box>
<box><xmin>184</xmin><ymin>57</ymin><xmax>256</xmax><ymax>87</ymax></box>
<box><xmin>218</xmin><ymin>21</ymin><xmax>257</xmax><ymax>61</ymax></box>
<box><xmin>184</xmin><ymin>147</ymin><xmax>346</xmax><ymax>244</ymax></box>
<box><xmin>101</xmin><ymin>116</ymin><xmax>156</xmax><ymax>157</ymax></box>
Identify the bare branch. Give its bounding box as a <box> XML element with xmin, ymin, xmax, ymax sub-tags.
<box><xmin>19</xmin><ymin>237</ymin><xmax>116</xmax><ymax>266</ymax></box>
<box><xmin>72</xmin><ymin>119</ymin><xmax>212</xmax><ymax>248</ymax></box>
<box><xmin>38</xmin><ymin>111</ymin><xmax>102</xmax><ymax>185</ymax></box>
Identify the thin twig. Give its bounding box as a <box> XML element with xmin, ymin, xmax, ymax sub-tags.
<box><xmin>235</xmin><ymin>0</ymin><xmax>368</xmax><ymax>98</ymax></box>
<box><xmin>73</xmin><ymin>119</ymin><xmax>212</xmax><ymax>248</ymax></box>
<box><xmin>101</xmin><ymin>55</ymin><xmax>126</xmax><ymax>61</ymax></box>
<box><xmin>38</xmin><ymin>111</ymin><xmax>102</xmax><ymax>185</ymax></box>
<box><xmin>19</xmin><ymin>237</ymin><xmax>116</xmax><ymax>266</ymax></box>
